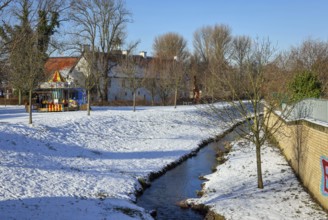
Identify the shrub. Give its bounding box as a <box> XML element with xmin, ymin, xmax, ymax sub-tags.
<box><xmin>288</xmin><ymin>71</ymin><xmax>322</xmax><ymax>102</ymax></box>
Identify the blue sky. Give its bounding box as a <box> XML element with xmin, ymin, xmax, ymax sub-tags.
<box><xmin>125</xmin><ymin>0</ymin><xmax>328</xmax><ymax>56</ymax></box>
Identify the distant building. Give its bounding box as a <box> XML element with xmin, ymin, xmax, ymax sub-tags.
<box><xmin>2</xmin><ymin>50</ymin><xmax>193</xmax><ymax>106</ymax></box>
<box><xmin>69</xmin><ymin>50</ymin><xmax>162</xmax><ymax>104</ymax></box>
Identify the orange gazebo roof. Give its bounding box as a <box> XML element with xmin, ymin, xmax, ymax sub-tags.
<box><xmin>49</xmin><ymin>70</ymin><xmax>65</xmax><ymax>82</ymax></box>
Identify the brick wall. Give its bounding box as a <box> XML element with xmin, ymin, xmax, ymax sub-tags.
<box><xmin>267</xmin><ymin>111</ymin><xmax>328</xmax><ymax>210</ymax></box>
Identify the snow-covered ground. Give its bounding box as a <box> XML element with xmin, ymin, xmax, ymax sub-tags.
<box><xmin>0</xmin><ymin>105</ymin><xmax>223</xmax><ymax>220</ymax></box>
<box><xmin>188</xmin><ymin>138</ymin><xmax>328</xmax><ymax>220</ymax></box>
<box><xmin>0</xmin><ymin>105</ymin><xmax>327</xmax><ymax>219</ymax></box>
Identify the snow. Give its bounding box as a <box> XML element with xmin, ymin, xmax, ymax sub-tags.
<box><xmin>188</xmin><ymin>138</ymin><xmax>328</xmax><ymax>220</ymax></box>
<box><xmin>0</xmin><ymin>105</ymin><xmax>327</xmax><ymax>219</ymax></box>
<box><xmin>0</xmin><ymin>105</ymin><xmax>223</xmax><ymax>220</ymax></box>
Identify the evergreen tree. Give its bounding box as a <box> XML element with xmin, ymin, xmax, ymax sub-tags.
<box><xmin>288</xmin><ymin>71</ymin><xmax>322</xmax><ymax>102</ymax></box>
<box><xmin>0</xmin><ymin>0</ymin><xmax>61</xmax><ymax>123</ymax></box>
<box><xmin>37</xmin><ymin>9</ymin><xmax>59</xmax><ymax>57</ymax></box>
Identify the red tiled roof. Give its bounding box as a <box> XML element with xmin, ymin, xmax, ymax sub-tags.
<box><xmin>45</xmin><ymin>57</ymin><xmax>80</xmax><ymax>74</ymax></box>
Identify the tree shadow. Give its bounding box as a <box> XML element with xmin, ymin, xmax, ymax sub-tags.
<box><xmin>0</xmin><ymin>196</ymin><xmax>150</xmax><ymax>220</ymax></box>
<box><xmin>91</xmin><ymin>106</ymin><xmax>149</xmax><ymax>112</ymax></box>
<box><xmin>0</xmin><ymin>129</ymin><xmax>192</xmax><ymax>174</ymax></box>
<box><xmin>0</xmin><ymin>106</ymin><xmax>27</xmax><ymax>121</ymax></box>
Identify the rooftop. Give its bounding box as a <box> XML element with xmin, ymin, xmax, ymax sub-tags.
<box><xmin>45</xmin><ymin>57</ymin><xmax>80</xmax><ymax>74</ymax></box>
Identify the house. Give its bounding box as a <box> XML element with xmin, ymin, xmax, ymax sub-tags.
<box><xmin>107</xmin><ymin>51</ymin><xmax>161</xmax><ymax>104</ymax></box>
<box><xmin>40</xmin><ymin>49</ymin><xmax>191</xmax><ymax>107</ymax></box>
<box><xmin>70</xmin><ymin>50</ymin><xmax>162</xmax><ymax>105</ymax></box>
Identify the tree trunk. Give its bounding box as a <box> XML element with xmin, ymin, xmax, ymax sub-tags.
<box><xmin>97</xmin><ymin>85</ymin><xmax>103</xmax><ymax>103</ymax></box>
<box><xmin>256</xmin><ymin>142</ymin><xmax>264</xmax><ymax>189</ymax></box>
<box><xmin>103</xmin><ymin>75</ymin><xmax>109</xmax><ymax>102</ymax></box>
<box><xmin>87</xmin><ymin>89</ymin><xmax>91</xmax><ymax>116</ymax></box>
<box><xmin>133</xmin><ymin>90</ymin><xmax>136</xmax><ymax>112</ymax></box>
<box><xmin>28</xmin><ymin>89</ymin><xmax>32</xmax><ymax>124</ymax></box>
<box><xmin>174</xmin><ymin>87</ymin><xmax>178</xmax><ymax>109</ymax></box>
<box><xmin>151</xmin><ymin>95</ymin><xmax>154</xmax><ymax>106</ymax></box>
<box><xmin>151</xmin><ymin>88</ymin><xmax>155</xmax><ymax>106</ymax></box>
<box><xmin>18</xmin><ymin>89</ymin><xmax>22</xmax><ymax>105</ymax></box>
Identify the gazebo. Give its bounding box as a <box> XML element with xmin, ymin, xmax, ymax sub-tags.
<box><xmin>36</xmin><ymin>70</ymin><xmax>83</xmax><ymax>112</ymax></box>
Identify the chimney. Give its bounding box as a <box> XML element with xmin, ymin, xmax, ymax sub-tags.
<box><xmin>139</xmin><ymin>51</ymin><xmax>147</xmax><ymax>58</ymax></box>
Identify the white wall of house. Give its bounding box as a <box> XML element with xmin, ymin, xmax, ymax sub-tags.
<box><xmin>69</xmin><ymin>56</ymin><xmax>87</xmax><ymax>87</ymax></box>
<box><xmin>108</xmin><ymin>64</ymin><xmax>161</xmax><ymax>104</ymax></box>
<box><xmin>70</xmin><ymin>55</ymin><xmax>161</xmax><ymax>104</ymax></box>
<box><xmin>108</xmin><ymin>77</ymin><xmax>159</xmax><ymax>103</ymax></box>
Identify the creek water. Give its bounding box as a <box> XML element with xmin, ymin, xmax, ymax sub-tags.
<box><xmin>137</xmin><ymin>128</ymin><xmax>240</xmax><ymax>220</ymax></box>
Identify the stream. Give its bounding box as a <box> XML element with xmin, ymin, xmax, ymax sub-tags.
<box><xmin>137</xmin><ymin>127</ymin><xmax>241</xmax><ymax>220</ymax></box>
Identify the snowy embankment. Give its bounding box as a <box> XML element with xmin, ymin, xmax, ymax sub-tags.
<box><xmin>188</xmin><ymin>138</ymin><xmax>328</xmax><ymax>220</ymax></box>
<box><xmin>1</xmin><ymin>105</ymin><xmax>327</xmax><ymax>220</ymax></box>
<box><xmin>0</xmin><ymin>105</ymin><xmax>223</xmax><ymax>220</ymax></box>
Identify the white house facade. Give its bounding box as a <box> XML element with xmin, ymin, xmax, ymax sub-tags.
<box><xmin>68</xmin><ymin>51</ymin><xmax>161</xmax><ymax>104</ymax></box>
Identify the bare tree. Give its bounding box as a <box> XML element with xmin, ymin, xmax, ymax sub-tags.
<box><xmin>153</xmin><ymin>32</ymin><xmax>189</xmax><ymax>107</ymax></box>
<box><xmin>291</xmin><ymin>101</ymin><xmax>312</xmax><ymax>175</ymax></box>
<box><xmin>193</xmin><ymin>24</ymin><xmax>232</xmax><ymax>101</ymax></box>
<box><xmin>80</xmin><ymin>48</ymin><xmax>98</xmax><ymax>116</ymax></box>
<box><xmin>203</xmin><ymin>38</ymin><xmax>288</xmax><ymax>189</ymax></box>
<box><xmin>171</xmin><ymin>56</ymin><xmax>186</xmax><ymax>108</ymax></box>
<box><xmin>119</xmin><ymin>41</ymin><xmax>144</xmax><ymax>112</ymax></box>
<box><xmin>188</xmin><ymin>54</ymin><xmax>204</xmax><ymax>103</ymax></box>
<box><xmin>157</xmin><ymin>59</ymin><xmax>174</xmax><ymax>106</ymax></box>
<box><xmin>193</xmin><ymin>26</ymin><xmax>211</xmax><ymax>99</ymax></box>
<box><xmin>153</xmin><ymin>32</ymin><xmax>189</xmax><ymax>60</ymax></box>
<box><xmin>0</xmin><ymin>0</ymin><xmax>12</xmax><ymax>11</ymax></box>
<box><xmin>143</xmin><ymin>59</ymin><xmax>159</xmax><ymax>106</ymax></box>
<box><xmin>230</xmin><ymin>35</ymin><xmax>252</xmax><ymax>99</ymax></box>
<box><xmin>70</xmin><ymin>0</ymin><xmax>131</xmax><ymax>103</ymax></box>
<box><xmin>231</xmin><ymin>35</ymin><xmax>252</xmax><ymax>71</ymax></box>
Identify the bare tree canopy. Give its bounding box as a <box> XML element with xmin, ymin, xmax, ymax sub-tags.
<box><xmin>202</xmin><ymin>38</ymin><xmax>281</xmax><ymax>189</ymax></box>
<box><xmin>70</xmin><ymin>0</ymin><xmax>131</xmax><ymax>102</ymax></box>
<box><xmin>153</xmin><ymin>32</ymin><xmax>189</xmax><ymax>60</ymax></box>
<box><xmin>0</xmin><ymin>0</ymin><xmax>12</xmax><ymax>11</ymax></box>
<box><xmin>193</xmin><ymin>24</ymin><xmax>232</xmax><ymax>63</ymax></box>
<box><xmin>231</xmin><ymin>35</ymin><xmax>252</xmax><ymax>72</ymax></box>
<box><xmin>192</xmin><ymin>24</ymin><xmax>232</xmax><ymax>101</ymax></box>
<box><xmin>152</xmin><ymin>33</ymin><xmax>189</xmax><ymax>107</ymax></box>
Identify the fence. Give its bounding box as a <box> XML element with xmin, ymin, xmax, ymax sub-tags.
<box><xmin>282</xmin><ymin>98</ymin><xmax>328</xmax><ymax>123</ymax></box>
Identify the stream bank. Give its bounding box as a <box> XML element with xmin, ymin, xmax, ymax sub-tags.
<box><xmin>136</xmin><ymin>124</ymin><xmax>242</xmax><ymax>219</ymax></box>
